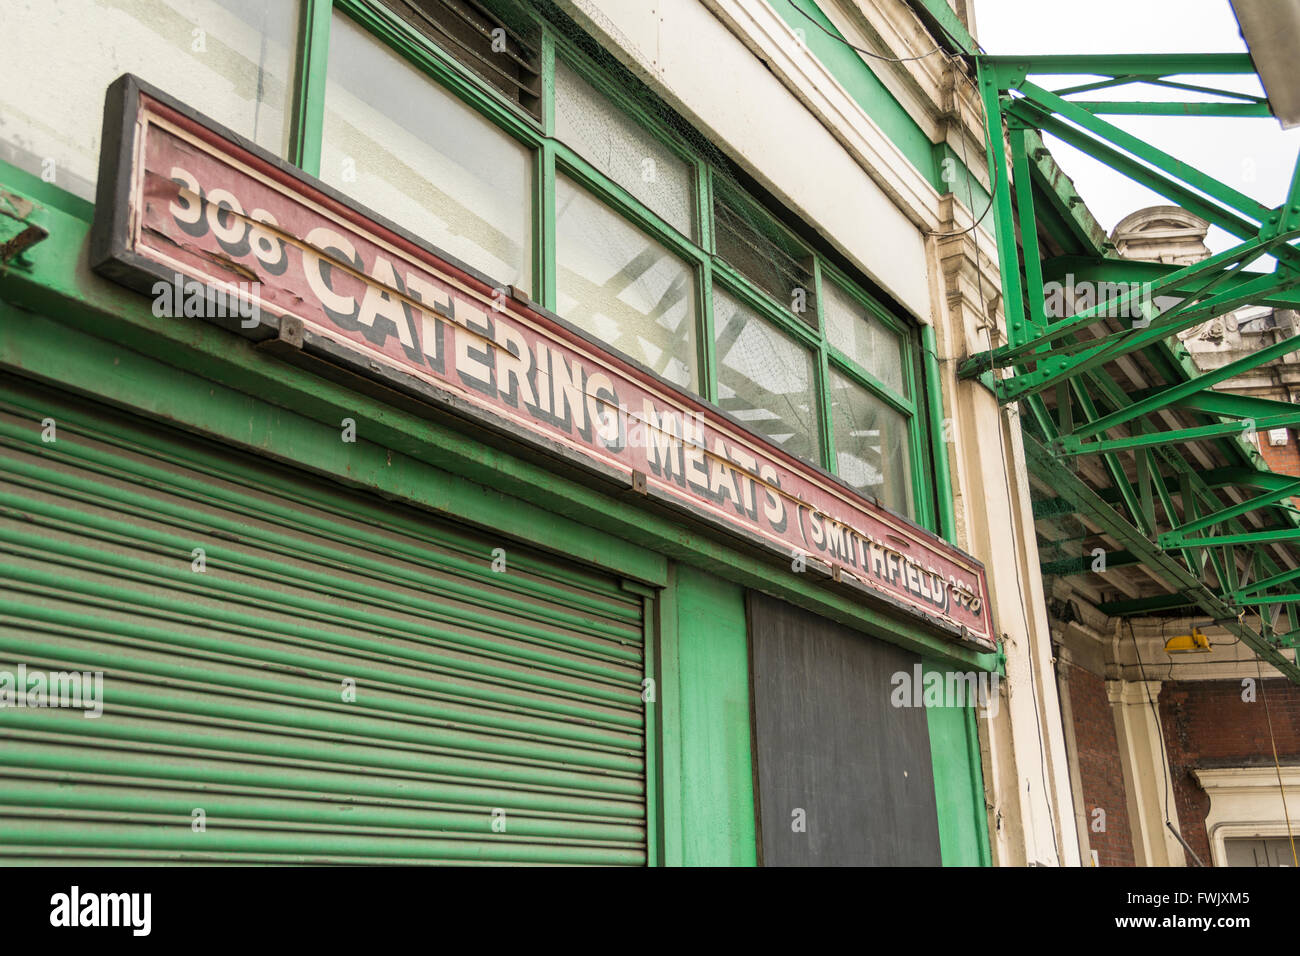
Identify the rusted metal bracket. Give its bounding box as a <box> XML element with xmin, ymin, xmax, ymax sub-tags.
<box><xmin>0</xmin><ymin>190</ymin><xmax>49</xmax><ymax>264</ymax></box>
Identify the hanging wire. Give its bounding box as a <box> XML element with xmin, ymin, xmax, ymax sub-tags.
<box><xmin>786</xmin><ymin>0</ymin><xmax>945</xmax><ymax>62</ymax></box>
<box><xmin>1255</xmin><ymin>654</ymin><xmax>1300</xmax><ymax>866</ymax></box>
<box><xmin>928</xmin><ymin>56</ymin><xmax>999</xmax><ymax>239</ymax></box>
<box><xmin>1127</xmin><ymin>617</ymin><xmax>1205</xmax><ymax>866</ymax></box>
<box><xmin>795</xmin><ymin>0</ymin><xmax>1298</xmax><ymax>872</ymax></box>
<box><xmin>784</xmin><ymin>0</ymin><xmax>997</xmax><ymax>237</ymax></box>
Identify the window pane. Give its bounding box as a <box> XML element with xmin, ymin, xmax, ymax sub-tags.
<box><xmin>713</xmin><ymin>289</ymin><xmax>820</xmax><ymax>465</ymax></box>
<box><xmin>823</xmin><ymin>281</ymin><xmax>906</xmax><ymax>396</ymax></box>
<box><xmin>713</xmin><ymin>191</ymin><xmax>816</xmax><ymax>326</ymax></box>
<box><xmin>830</xmin><ymin>368</ymin><xmax>912</xmax><ymax>516</ymax></box>
<box><xmin>554</xmin><ymin>60</ymin><xmax>694</xmax><ymax>237</ymax></box>
<box><xmin>321</xmin><ymin>12</ymin><xmax>532</xmax><ymax>290</ymax></box>
<box><xmin>1</xmin><ymin>0</ymin><xmax>297</xmax><ymax>201</ymax></box>
<box><xmin>556</xmin><ymin>175</ymin><xmax>698</xmax><ymax>390</ymax></box>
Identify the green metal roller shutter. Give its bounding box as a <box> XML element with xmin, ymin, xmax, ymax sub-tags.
<box><xmin>0</xmin><ymin>376</ymin><xmax>648</xmax><ymax>865</ymax></box>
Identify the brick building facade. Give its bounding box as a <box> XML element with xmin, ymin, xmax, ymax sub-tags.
<box><xmin>1066</xmin><ymin>663</ymin><xmax>1136</xmax><ymax>866</ymax></box>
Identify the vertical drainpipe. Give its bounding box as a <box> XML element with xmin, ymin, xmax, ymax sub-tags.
<box><xmin>922</xmin><ymin>323</ymin><xmax>957</xmax><ymax>545</ymax></box>
<box><xmin>924</xmin><ymin>325</ymin><xmax>994</xmax><ymax>863</ymax></box>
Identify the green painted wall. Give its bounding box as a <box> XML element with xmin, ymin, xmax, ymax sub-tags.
<box><xmin>669</xmin><ymin>568</ymin><xmax>757</xmax><ymax>866</ymax></box>
<box><xmin>924</xmin><ymin>661</ymin><xmax>992</xmax><ymax>865</ymax></box>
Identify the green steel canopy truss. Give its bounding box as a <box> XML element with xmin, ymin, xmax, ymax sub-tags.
<box><xmin>955</xmin><ymin>52</ymin><xmax>1300</xmax><ymax>682</ymax></box>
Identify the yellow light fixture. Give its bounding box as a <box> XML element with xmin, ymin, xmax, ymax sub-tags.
<box><xmin>1164</xmin><ymin>627</ymin><xmax>1212</xmax><ymax>654</ymax></box>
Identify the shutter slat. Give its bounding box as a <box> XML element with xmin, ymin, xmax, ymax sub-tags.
<box><xmin>0</xmin><ymin>380</ymin><xmax>648</xmax><ymax>865</ymax></box>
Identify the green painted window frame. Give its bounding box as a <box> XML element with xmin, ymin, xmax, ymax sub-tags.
<box><xmin>291</xmin><ymin>0</ymin><xmax>940</xmax><ymax>530</ymax></box>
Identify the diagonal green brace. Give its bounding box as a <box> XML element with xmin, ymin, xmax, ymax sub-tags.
<box><xmin>995</xmin><ymin>271</ymin><xmax>1300</xmax><ymax>403</ymax></box>
<box><xmin>1161</xmin><ymin>479</ymin><xmax>1300</xmax><ymax>547</ymax></box>
<box><xmin>1062</xmin><ymin>323</ymin><xmax>1300</xmax><ymax>440</ymax></box>
<box><xmin>1234</xmin><ymin>563</ymin><xmax>1300</xmax><ymax>599</ymax></box>
<box><xmin>1021</xmin><ymin>433</ymin><xmax>1299</xmax><ymax>681</ymax></box>
<box><xmin>1057</xmin><ymin>410</ymin><xmax>1300</xmax><ymax>457</ymax></box>
<box><xmin>960</xmin><ymin>231</ymin><xmax>1286</xmax><ymax>376</ymax></box>
<box><xmin>1014</xmin><ymin>79</ymin><xmax>1273</xmax><ymax>221</ymax></box>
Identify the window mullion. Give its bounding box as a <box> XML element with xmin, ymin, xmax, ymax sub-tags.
<box><xmin>697</xmin><ymin>162</ymin><xmax>717</xmax><ymax>401</ymax></box>
<box><xmin>816</xmin><ymin>348</ymin><xmax>837</xmax><ymax>479</ymax></box>
<box><xmin>553</xmin><ymin>147</ymin><xmax>701</xmax><ymax>263</ymax></box>
<box><xmin>827</xmin><ymin>351</ymin><xmax>915</xmax><ymax>416</ymax></box>
<box><xmin>696</xmin><ymin>160</ymin><xmax>714</xmax><ymax>254</ymax></box>
<box><xmin>698</xmin><ymin>259</ymin><xmax>718</xmax><ymax>404</ymax></box>
<box><xmin>812</xmin><ymin>258</ymin><xmax>835</xmax><ymax>471</ymax></box>
<box><xmin>336</xmin><ymin>0</ymin><xmax>540</xmax><ymax>141</ymax></box>
<box><xmin>537</xmin><ymin>29</ymin><xmax>556</xmax><ymax>308</ymax></box>
<box><xmin>538</xmin><ymin>142</ymin><xmax>557</xmax><ymax>309</ymax></box>
<box><xmin>712</xmin><ymin>263</ymin><xmax>821</xmax><ymax>351</ymax></box>
<box><xmin>541</xmin><ymin>28</ymin><xmax>555</xmax><ymax>136</ymax></box>
<box><xmin>291</xmin><ymin>0</ymin><xmax>334</xmax><ymax>175</ymax></box>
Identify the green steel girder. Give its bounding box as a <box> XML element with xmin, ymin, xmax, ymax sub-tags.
<box><xmin>1008</xmin><ymin>99</ymin><xmax>1268</xmax><ymax>244</ymax></box>
<box><xmin>1138</xmin><ymin>77</ymin><xmax>1266</xmax><ymax>102</ymax></box>
<box><xmin>1236</xmin><ymin>564</ymin><xmax>1300</xmax><ymax>598</ymax></box>
<box><xmin>1161</xmin><ymin>527</ymin><xmax>1300</xmax><ymax>548</ymax></box>
<box><xmin>1052</xmin><ymin>75</ymin><xmax>1265</xmax><ymax>104</ymax></box>
<box><xmin>1023</xmin><ymin>129</ymin><xmax>1115</xmax><ymax>255</ymax></box>
<box><xmin>1161</xmin><ymin>480</ymin><xmax>1300</xmax><ymax>547</ymax></box>
<box><xmin>1072</xmin><ymin>359</ymin><xmax>1300</xmax><ymax>592</ymax></box>
<box><xmin>1200</xmin><ymin>467</ymin><xmax>1300</xmax><ymax>493</ymax></box>
<box><xmin>1036</xmin><ymin>359</ymin><xmax>1300</xmax><ymax>618</ymax></box>
<box><xmin>1275</xmin><ymin>629</ymin><xmax>1300</xmax><ymax>649</ymax></box>
<box><xmin>958</xmin><ymin>230</ymin><xmax>1297</xmax><ymax>378</ymax></box>
<box><xmin>1168</xmin><ymin>391</ymin><xmax>1300</xmax><ymax>421</ymax></box>
<box><xmin>992</xmin><ymin>258</ymin><xmax>1299</xmax><ymax>403</ymax></box>
<box><xmin>1152</xmin><ymin>444</ymin><xmax>1209</xmax><ymax>580</ymax></box>
<box><xmin>1040</xmin><ymin>255</ymin><xmax>1300</xmax><ymax>311</ymax></box>
<box><xmin>1040</xmin><ymin>314</ymin><xmax>1300</xmax><ymax>615</ymax></box>
<box><xmin>1023</xmin><ymin>432</ymin><xmax>1299</xmax><ymax>678</ymax></box>
<box><xmin>965</xmin><ymin>52</ymin><xmax>1300</xmax><ymax>681</ymax></box>
<box><xmin>1068</xmin><ymin>101</ymin><xmax>1271</xmax><ymax>118</ymax></box>
<box><xmin>1273</xmin><ymin>146</ymin><xmax>1300</xmax><ymax>239</ymax></box>
<box><xmin>1056</xmin><ymin>410</ymin><xmax>1300</xmax><ymax>457</ymax></box>
<box><xmin>1068</xmin><ymin>379</ymin><xmax>1151</xmax><ymax>536</ymax></box>
<box><xmin>1232</xmin><ymin>593</ymin><xmax>1300</xmax><ymax>606</ymax></box>
<box><xmin>1033</xmin><ymin>494</ymin><xmax>1086</xmax><ymax>519</ymax></box>
<box><xmin>1011</xmin><ymin>79</ymin><xmax>1274</xmax><ymax>222</ymax></box>
<box><xmin>1098</xmin><ymin>593</ymin><xmax>1199</xmax><ymax>616</ymax></box>
<box><xmin>905</xmin><ymin>0</ymin><xmax>978</xmax><ymax>56</ymax></box>
<box><xmin>1063</xmin><ymin>323</ymin><xmax>1300</xmax><ymax>440</ymax></box>
<box><xmin>1031</xmin><ymin>465</ymin><xmax>1296</xmax><ymax>517</ymax></box>
<box><xmin>979</xmin><ymin>53</ymin><xmax>1256</xmax><ymax>77</ymax></box>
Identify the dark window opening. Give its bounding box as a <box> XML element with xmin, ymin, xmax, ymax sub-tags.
<box><xmin>382</xmin><ymin>0</ymin><xmax>541</xmax><ymax>117</ymax></box>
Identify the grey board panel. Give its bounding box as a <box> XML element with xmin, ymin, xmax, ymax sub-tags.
<box><xmin>748</xmin><ymin>590</ymin><xmax>942</xmax><ymax>866</ymax></box>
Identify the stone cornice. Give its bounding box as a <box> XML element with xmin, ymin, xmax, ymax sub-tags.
<box><xmin>700</xmin><ymin>0</ymin><xmax>996</xmax><ymax>246</ymax></box>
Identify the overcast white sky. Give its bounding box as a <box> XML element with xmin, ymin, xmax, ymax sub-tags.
<box><xmin>972</xmin><ymin>0</ymin><xmax>1300</xmax><ymax>254</ymax></box>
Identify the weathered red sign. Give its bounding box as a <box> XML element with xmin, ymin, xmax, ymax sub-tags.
<box><xmin>92</xmin><ymin>75</ymin><xmax>995</xmax><ymax>650</ymax></box>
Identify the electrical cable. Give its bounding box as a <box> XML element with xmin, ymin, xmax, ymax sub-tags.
<box><xmin>786</xmin><ymin>0</ymin><xmax>945</xmax><ymax>62</ymax></box>
<box><xmin>1127</xmin><ymin>617</ymin><xmax>1203</xmax><ymax>866</ymax></box>
<box><xmin>927</xmin><ymin>60</ymin><xmax>998</xmax><ymax>238</ymax></box>
<box><xmin>793</xmin><ymin>0</ymin><xmax>1298</xmax><ymax>873</ymax></box>
<box><xmin>1255</xmin><ymin>654</ymin><xmax>1299</xmax><ymax>867</ymax></box>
